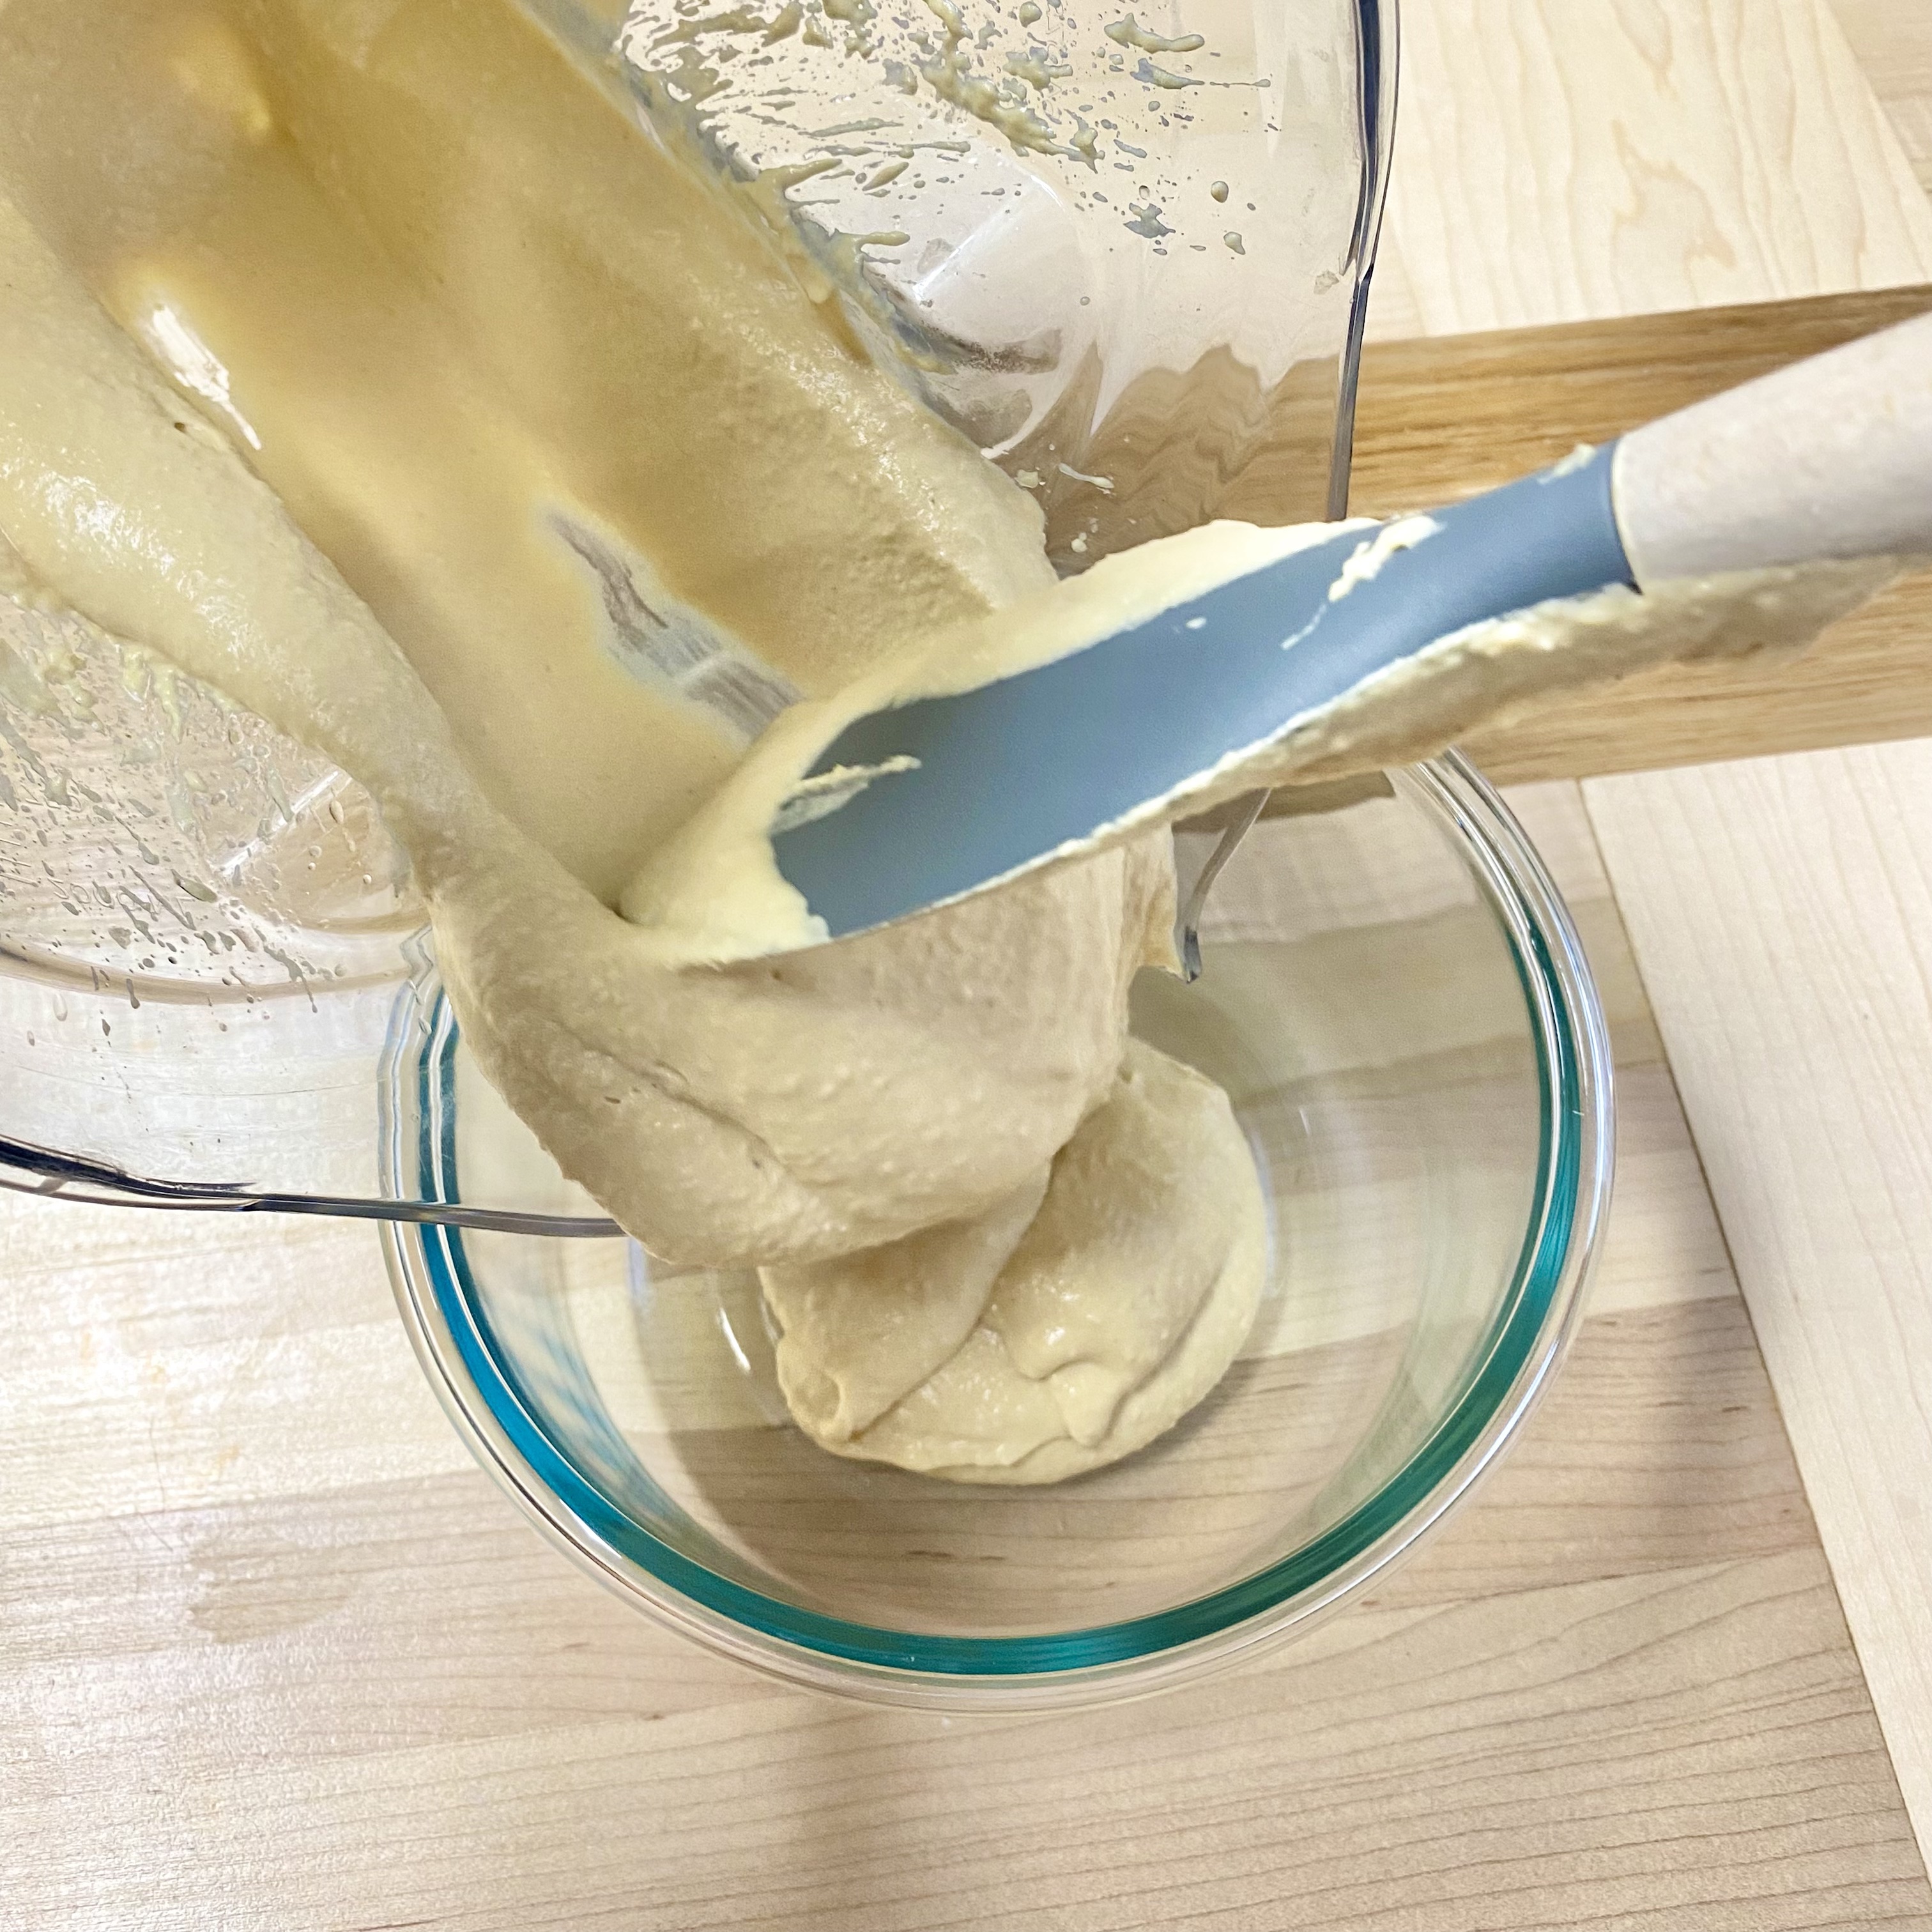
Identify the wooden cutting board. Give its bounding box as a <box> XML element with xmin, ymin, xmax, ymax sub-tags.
<box><xmin>6</xmin><ymin>294</ymin><xmax>1930</xmax><ymax>1930</ymax></box>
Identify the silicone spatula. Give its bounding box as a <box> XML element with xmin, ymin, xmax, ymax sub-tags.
<box><xmin>769</xmin><ymin>311</ymin><xmax>1932</xmax><ymax>942</ymax></box>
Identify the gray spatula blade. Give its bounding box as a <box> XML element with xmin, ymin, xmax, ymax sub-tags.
<box><xmin>772</xmin><ymin>445</ymin><xmax>1634</xmax><ymax>940</ymax></box>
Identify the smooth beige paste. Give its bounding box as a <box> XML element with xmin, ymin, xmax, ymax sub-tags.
<box><xmin>0</xmin><ymin>0</ymin><xmax>1892</xmax><ymax>1481</ymax></box>
<box><xmin>0</xmin><ymin>0</ymin><xmax>1270</xmax><ymax>1483</ymax></box>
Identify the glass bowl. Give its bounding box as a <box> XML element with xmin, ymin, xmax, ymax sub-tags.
<box><xmin>381</xmin><ymin>751</ymin><xmax>1613</xmax><ymax>1709</ymax></box>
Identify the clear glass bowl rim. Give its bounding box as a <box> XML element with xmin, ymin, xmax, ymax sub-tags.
<box><xmin>383</xmin><ymin>751</ymin><xmax>1615</xmax><ymax>1712</ymax></box>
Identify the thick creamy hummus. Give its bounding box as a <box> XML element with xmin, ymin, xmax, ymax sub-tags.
<box><xmin>0</xmin><ymin>0</ymin><xmax>1892</xmax><ymax>1482</ymax></box>
<box><xmin>0</xmin><ymin>0</ymin><xmax>1273</xmax><ymax>1482</ymax></box>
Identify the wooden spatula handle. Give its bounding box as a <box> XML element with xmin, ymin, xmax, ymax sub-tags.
<box><xmin>1613</xmin><ymin>309</ymin><xmax>1932</xmax><ymax>584</ymax></box>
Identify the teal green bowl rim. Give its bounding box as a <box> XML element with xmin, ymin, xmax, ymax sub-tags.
<box><xmin>397</xmin><ymin>755</ymin><xmax>1602</xmax><ymax>1682</ymax></box>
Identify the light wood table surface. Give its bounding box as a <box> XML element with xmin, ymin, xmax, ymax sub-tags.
<box><xmin>6</xmin><ymin>3</ymin><xmax>1932</xmax><ymax>1928</ymax></box>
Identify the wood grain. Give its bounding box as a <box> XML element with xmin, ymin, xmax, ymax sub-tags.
<box><xmin>2</xmin><ymin>1291</ymin><xmax>1919</xmax><ymax>1929</ymax></box>
<box><xmin>1383</xmin><ymin>0</ymin><xmax>1932</xmax><ymax>336</ymax></box>
<box><xmin>1832</xmin><ymin>0</ymin><xmax>1932</xmax><ymax>194</ymax></box>
<box><xmin>1584</xmin><ymin>740</ymin><xmax>1932</xmax><ymax>1859</ymax></box>
<box><xmin>1345</xmin><ymin>286</ymin><xmax>1932</xmax><ymax>515</ymax></box>
<box><xmin>9</xmin><ymin>1544</ymin><xmax>1924</xmax><ymax>1931</ymax></box>
<box><xmin>0</xmin><ymin>1261</ymin><xmax>1917</xmax><ymax>1928</ymax></box>
<box><xmin>0</xmin><ymin>1208</ymin><xmax>472</xmax><ymax>1535</ymax></box>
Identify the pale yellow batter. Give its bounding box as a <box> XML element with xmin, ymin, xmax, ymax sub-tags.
<box><xmin>0</xmin><ymin>0</ymin><xmax>1274</xmax><ymax>1484</ymax></box>
<box><xmin>0</xmin><ymin>0</ymin><xmax>1894</xmax><ymax>1486</ymax></box>
<box><xmin>765</xmin><ymin>1039</ymin><xmax>1268</xmax><ymax>1480</ymax></box>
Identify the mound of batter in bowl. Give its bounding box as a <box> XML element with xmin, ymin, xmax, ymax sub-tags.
<box><xmin>0</xmin><ymin>0</ymin><xmax>1892</xmax><ymax>1483</ymax></box>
